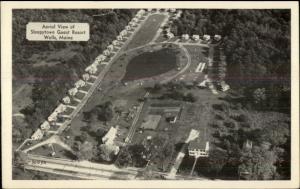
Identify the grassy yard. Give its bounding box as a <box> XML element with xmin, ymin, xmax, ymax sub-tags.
<box><xmin>124</xmin><ymin>14</ymin><xmax>167</xmax><ymax>50</ymax></box>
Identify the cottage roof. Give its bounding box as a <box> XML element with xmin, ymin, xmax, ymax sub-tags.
<box><xmin>188</xmin><ymin>129</ymin><xmax>208</xmax><ymax>150</ymax></box>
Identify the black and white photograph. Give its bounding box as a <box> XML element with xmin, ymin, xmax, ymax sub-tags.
<box><xmin>1</xmin><ymin>1</ymin><xmax>299</xmax><ymax>188</ymax></box>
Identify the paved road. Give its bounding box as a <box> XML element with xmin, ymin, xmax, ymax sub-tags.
<box><xmin>24</xmin><ymin>154</ymin><xmax>139</xmax><ymax>180</ymax></box>
<box><xmin>125</xmin><ymin>92</ymin><xmax>149</xmax><ymax>143</ymax></box>
<box><xmin>160</xmin><ymin>44</ymin><xmax>191</xmax><ymax>84</ymax></box>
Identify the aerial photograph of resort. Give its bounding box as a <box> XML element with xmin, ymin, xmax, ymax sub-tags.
<box><xmin>10</xmin><ymin>7</ymin><xmax>292</xmax><ymax>181</ymax></box>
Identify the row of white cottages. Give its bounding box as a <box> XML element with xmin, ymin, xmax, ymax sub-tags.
<box><xmin>31</xmin><ymin>9</ymin><xmax>147</xmax><ymax>141</ymax></box>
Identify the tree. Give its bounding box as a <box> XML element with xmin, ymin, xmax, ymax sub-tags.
<box><xmin>74</xmin><ymin>141</ymin><xmax>95</xmax><ymax>161</ymax></box>
<box><xmin>184</xmin><ymin>92</ymin><xmax>197</xmax><ymax>102</ymax></box>
<box><xmin>115</xmin><ymin>148</ymin><xmax>133</xmax><ymax>168</ymax></box>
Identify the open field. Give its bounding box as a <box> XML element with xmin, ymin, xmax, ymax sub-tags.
<box><xmin>124</xmin><ymin>14</ymin><xmax>167</xmax><ymax>50</ymax></box>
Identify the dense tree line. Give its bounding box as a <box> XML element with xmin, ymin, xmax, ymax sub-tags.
<box><xmin>12</xmin><ymin>9</ymin><xmax>137</xmax><ymax>147</ymax></box>
<box><xmin>171</xmin><ymin>9</ymin><xmax>291</xmax><ymax>113</ymax></box>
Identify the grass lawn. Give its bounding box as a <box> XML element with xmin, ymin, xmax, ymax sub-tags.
<box><xmin>125</xmin><ymin>14</ymin><xmax>167</xmax><ymax>50</ymax></box>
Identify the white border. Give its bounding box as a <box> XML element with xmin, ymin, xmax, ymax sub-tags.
<box><xmin>1</xmin><ymin>1</ymin><xmax>299</xmax><ymax>188</ymax></box>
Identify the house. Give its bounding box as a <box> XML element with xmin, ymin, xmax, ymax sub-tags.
<box><xmin>147</xmin><ymin>8</ymin><xmax>152</xmax><ymax>12</ymax></box>
<box><xmin>40</xmin><ymin>121</ymin><xmax>50</xmax><ymax>130</ymax></box>
<box><xmin>55</xmin><ymin>104</ymin><xmax>67</xmax><ymax>114</ymax></box>
<box><xmin>103</xmin><ymin>49</ymin><xmax>110</xmax><ymax>56</ymax></box>
<box><xmin>117</xmin><ymin>35</ymin><xmax>123</xmax><ymax>41</ymax></box>
<box><xmin>243</xmin><ymin>139</ymin><xmax>253</xmax><ymax>150</ymax></box>
<box><xmin>107</xmin><ymin>44</ymin><xmax>114</xmax><ymax>51</ymax></box>
<box><xmin>112</xmin><ymin>40</ymin><xmax>119</xmax><ymax>46</ymax></box>
<box><xmin>170</xmin><ymin>8</ymin><xmax>176</xmax><ymax>13</ymax></box>
<box><xmin>129</xmin><ymin>21</ymin><xmax>136</xmax><ymax>27</ymax></box>
<box><xmin>96</xmin><ymin>54</ymin><xmax>106</xmax><ymax>62</ymax></box>
<box><xmin>120</xmin><ymin>30</ymin><xmax>127</xmax><ymax>36</ymax></box>
<box><xmin>68</xmin><ymin>87</ymin><xmax>78</xmax><ymax>96</ymax></box>
<box><xmin>31</xmin><ymin>129</ymin><xmax>44</xmax><ymax>140</ymax></box>
<box><xmin>132</xmin><ymin>18</ymin><xmax>139</xmax><ymax>23</ymax></box>
<box><xmin>181</xmin><ymin>34</ymin><xmax>189</xmax><ymax>40</ymax></box>
<box><xmin>166</xmin><ymin>115</ymin><xmax>177</xmax><ymax>123</ymax></box>
<box><xmin>203</xmin><ymin>34</ymin><xmax>210</xmax><ymax>41</ymax></box>
<box><xmin>137</xmin><ymin>9</ymin><xmax>145</xmax><ymax>15</ymax></box>
<box><xmin>218</xmin><ymin>81</ymin><xmax>230</xmax><ymax>92</ymax></box>
<box><xmin>192</xmin><ymin>35</ymin><xmax>200</xmax><ymax>41</ymax></box>
<box><xmin>125</xmin><ymin>25</ymin><xmax>131</xmax><ymax>31</ymax></box>
<box><xmin>214</xmin><ymin>34</ymin><xmax>222</xmax><ymax>41</ymax></box>
<box><xmin>188</xmin><ymin>139</ymin><xmax>209</xmax><ymax>157</ymax></box>
<box><xmin>82</xmin><ymin>73</ymin><xmax>90</xmax><ymax>81</ymax></box>
<box><xmin>135</xmin><ymin>14</ymin><xmax>142</xmax><ymax>19</ymax></box>
<box><xmin>75</xmin><ymin>79</ymin><xmax>85</xmax><ymax>88</ymax></box>
<box><xmin>166</xmin><ymin>32</ymin><xmax>174</xmax><ymax>39</ymax></box>
<box><xmin>62</xmin><ymin>96</ymin><xmax>71</xmax><ymax>104</ymax></box>
<box><xmin>102</xmin><ymin>126</ymin><xmax>118</xmax><ymax>145</ymax></box>
<box><xmin>85</xmin><ymin>65</ymin><xmax>97</xmax><ymax>75</ymax></box>
<box><xmin>48</xmin><ymin>111</ymin><xmax>58</xmax><ymax>122</ymax></box>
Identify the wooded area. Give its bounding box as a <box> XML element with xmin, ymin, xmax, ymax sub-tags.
<box><xmin>171</xmin><ymin>9</ymin><xmax>291</xmax><ymax>113</ymax></box>
<box><xmin>12</xmin><ymin>9</ymin><xmax>137</xmax><ymax>147</ymax></box>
